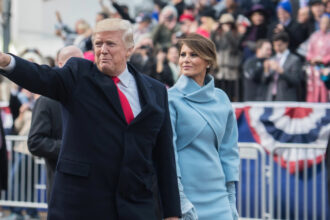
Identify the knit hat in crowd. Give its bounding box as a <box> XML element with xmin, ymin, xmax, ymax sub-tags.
<box><xmin>179</xmin><ymin>13</ymin><xmax>195</xmax><ymax>22</ymax></box>
<box><xmin>277</xmin><ymin>0</ymin><xmax>292</xmax><ymax>14</ymax></box>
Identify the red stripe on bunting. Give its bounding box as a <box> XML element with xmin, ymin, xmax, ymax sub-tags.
<box><xmin>284</xmin><ymin>107</ymin><xmax>313</xmax><ymax>119</ymax></box>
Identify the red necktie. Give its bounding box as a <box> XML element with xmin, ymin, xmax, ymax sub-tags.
<box><xmin>112</xmin><ymin>76</ymin><xmax>134</xmax><ymax>124</ymax></box>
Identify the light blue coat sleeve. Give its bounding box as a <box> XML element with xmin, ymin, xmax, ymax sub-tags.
<box><xmin>218</xmin><ymin>107</ymin><xmax>240</xmax><ymax>182</ymax></box>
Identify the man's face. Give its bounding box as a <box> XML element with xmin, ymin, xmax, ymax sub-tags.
<box><xmin>180</xmin><ymin>20</ymin><xmax>193</xmax><ymax>34</ymax></box>
<box><xmin>320</xmin><ymin>16</ymin><xmax>330</xmax><ymax>33</ymax></box>
<box><xmin>93</xmin><ymin>30</ymin><xmax>132</xmax><ymax>76</ymax></box>
<box><xmin>297</xmin><ymin>7</ymin><xmax>310</xmax><ymax>23</ymax></box>
<box><xmin>251</xmin><ymin>12</ymin><xmax>265</xmax><ymax>26</ymax></box>
<box><xmin>273</xmin><ymin>40</ymin><xmax>288</xmax><ymax>54</ymax></box>
<box><xmin>311</xmin><ymin>3</ymin><xmax>325</xmax><ymax>18</ymax></box>
<box><xmin>260</xmin><ymin>42</ymin><xmax>272</xmax><ymax>58</ymax></box>
<box><xmin>277</xmin><ymin>8</ymin><xmax>291</xmax><ymax>23</ymax></box>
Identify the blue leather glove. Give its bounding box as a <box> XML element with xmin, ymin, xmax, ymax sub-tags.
<box><xmin>226</xmin><ymin>181</ymin><xmax>239</xmax><ymax>220</ymax></box>
<box><xmin>178</xmin><ymin>178</ymin><xmax>198</xmax><ymax>220</ymax></box>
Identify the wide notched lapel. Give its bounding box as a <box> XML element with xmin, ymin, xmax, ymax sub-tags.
<box><xmin>93</xmin><ymin>69</ymin><xmax>127</xmax><ymax>124</ymax></box>
<box><xmin>127</xmin><ymin>63</ymin><xmax>156</xmax><ymax>125</ymax></box>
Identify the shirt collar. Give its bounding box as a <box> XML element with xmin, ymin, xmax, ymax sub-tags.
<box><xmin>282</xmin><ymin>18</ymin><xmax>291</xmax><ymax>27</ymax></box>
<box><xmin>276</xmin><ymin>49</ymin><xmax>289</xmax><ymax>59</ymax></box>
<box><xmin>117</xmin><ymin>66</ymin><xmax>133</xmax><ymax>88</ymax></box>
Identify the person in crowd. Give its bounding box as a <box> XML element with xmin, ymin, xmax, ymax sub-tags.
<box><xmin>28</xmin><ymin>46</ymin><xmax>84</xmax><ymax>204</ymax></box>
<box><xmin>263</xmin><ymin>32</ymin><xmax>304</xmax><ymax>101</ymax></box>
<box><xmin>177</xmin><ymin>13</ymin><xmax>196</xmax><ymax>38</ymax></box>
<box><xmin>172</xmin><ymin>0</ymin><xmax>185</xmax><ymax>19</ymax></box>
<box><xmin>321</xmin><ymin>66</ymin><xmax>330</xmax><ymax>88</ymax></box>
<box><xmin>267</xmin><ymin>0</ymin><xmax>305</xmax><ymax>53</ymax></box>
<box><xmin>71</xmin><ymin>19</ymin><xmax>93</xmax><ymax>52</ymax></box>
<box><xmin>196</xmin><ymin>6</ymin><xmax>217</xmax><ymax>38</ymax></box>
<box><xmin>297</xmin><ymin>6</ymin><xmax>310</xmax><ymax>24</ymax></box>
<box><xmin>4</xmin><ymin>88</ymin><xmax>40</xmax><ymax>220</ymax></box>
<box><xmin>55</xmin><ymin>11</ymin><xmax>92</xmax><ymax>52</ymax></box>
<box><xmin>0</xmin><ymin>113</ymin><xmax>7</xmax><ymax>192</ymax></box>
<box><xmin>209</xmin><ymin>0</ymin><xmax>226</xmax><ymax>19</ymax></box>
<box><xmin>168</xmin><ymin>33</ymin><xmax>239</xmax><ymax>220</ymax></box>
<box><xmin>133</xmin><ymin>13</ymin><xmax>154</xmax><ymax>44</ymax></box>
<box><xmin>289</xmin><ymin>0</ymin><xmax>309</xmax><ymax>20</ymax></box>
<box><xmin>152</xmin><ymin>5</ymin><xmax>180</xmax><ymax>50</ymax></box>
<box><xmin>218</xmin><ymin>0</ymin><xmax>242</xmax><ymax>19</ymax></box>
<box><xmin>240</xmin><ymin>4</ymin><xmax>269</xmax><ymax>61</ymax></box>
<box><xmin>95</xmin><ymin>11</ymin><xmax>109</xmax><ymax>23</ymax></box>
<box><xmin>243</xmin><ymin>39</ymin><xmax>273</xmax><ymax>101</ymax></box>
<box><xmin>151</xmin><ymin>0</ymin><xmax>167</xmax><ymax>22</ymax></box>
<box><xmin>54</xmin><ymin>11</ymin><xmax>76</xmax><ymax>46</ymax></box>
<box><xmin>327</xmin><ymin>135</ymin><xmax>330</xmax><ymax>210</ymax></box>
<box><xmin>109</xmin><ymin>0</ymin><xmax>135</xmax><ymax>23</ymax></box>
<box><xmin>0</xmin><ymin>18</ymin><xmax>181</xmax><ymax>220</ymax></box>
<box><xmin>296</xmin><ymin>6</ymin><xmax>312</xmax><ymax>43</ymax></box>
<box><xmin>325</xmin><ymin>0</ymin><xmax>330</xmax><ymax>14</ymax></box>
<box><xmin>154</xmin><ymin>45</ymin><xmax>180</xmax><ymax>87</ymax></box>
<box><xmin>305</xmin><ymin>14</ymin><xmax>330</xmax><ymax>102</ymax></box>
<box><xmin>0</xmin><ymin>115</ymin><xmax>7</xmax><ymax>219</ymax></box>
<box><xmin>307</xmin><ymin>0</ymin><xmax>326</xmax><ymax>34</ymax></box>
<box><xmin>183</xmin><ymin>2</ymin><xmax>197</xmax><ymax>18</ymax></box>
<box><xmin>130</xmin><ymin>34</ymin><xmax>158</xmax><ymax>78</ymax></box>
<box><xmin>211</xmin><ymin>13</ymin><xmax>242</xmax><ymax>101</ymax></box>
<box><xmin>239</xmin><ymin>0</ymin><xmax>277</xmax><ymax>22</ymax></box>
<box><xmin>0</xmin><ymin>74</ymin><xmax>12</xmax><ymax>102</ymax></box>
<box><xmin>166</xmin><ymin>45</ymin><xmax>180</xmax><ymax>83</ymax></box>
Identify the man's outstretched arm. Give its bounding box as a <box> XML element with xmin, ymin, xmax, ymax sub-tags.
<box><xmin>0</xmin><ymin>52</ymin><xmax>79</xmax><ymax>103</ymax></box>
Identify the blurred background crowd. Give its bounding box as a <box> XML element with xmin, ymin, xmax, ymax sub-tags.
<box><xmin>0</xmin><ymin>0</ymin><xmax>329</xmax><ymax>137</ymax></box>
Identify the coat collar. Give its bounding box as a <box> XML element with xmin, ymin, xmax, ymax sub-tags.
<box><xmin>174</xmin><ymin>74</ymin><xmax>215</xmax><ymax>103</ymax></box>
<box><xmin>93</xmin><ymin>63</ymin><xmax>154</xmax><ymax>125</ymax></box>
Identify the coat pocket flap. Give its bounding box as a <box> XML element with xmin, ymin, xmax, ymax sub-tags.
<box><xmin>57</xmin><ymin>159</ymin><xmax>90</xmax><ymax>177</ymax></box>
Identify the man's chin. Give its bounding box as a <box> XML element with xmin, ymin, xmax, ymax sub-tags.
<box><xmin>97</xmin><ymin>65</ymin><xmax>113</xmax><ymax>76</ymax></box>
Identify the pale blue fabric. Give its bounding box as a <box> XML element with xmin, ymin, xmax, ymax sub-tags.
<box><xmin>168</xmin><ymin>74</ymin><xmax>240</xmax><ymax>220</ymax></box>
<box><xmin>227</xmin><ymin>181</ymin><xmax>239</xmax><ymax>220</ymax></box>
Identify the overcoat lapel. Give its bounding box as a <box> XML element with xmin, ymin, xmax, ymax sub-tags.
<box><xmin>127</xmin><ymin>63</ymin><xmax>157</xmax><ymax>125</ymax></box>
<box><xmin>93</xmin><ymin>67</ymin><xmax>127</xmax><ymax>124</ymax></box>
<box><xmin>92</xmin><ymin>63</ymin><xmax>159</xmax><ymax>125</ymax></box>
<box><xmin>174</xmin><ymin>75</ymin><xmax>225</xmax><ymax>150</ymax></box>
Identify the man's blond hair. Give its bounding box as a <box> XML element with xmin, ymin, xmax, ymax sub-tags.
<box><xmin>93</xmin><ymin>18</ymin><xmax>134</xmax><ymax>49</ymax></box>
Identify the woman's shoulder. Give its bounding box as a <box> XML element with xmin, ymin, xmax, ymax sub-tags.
<box><xmin>168</xmin><ymin>86</ymin><xmax>182</xmax><ymax>100</ymax></box>
<box><xmin>214</xmin><ymin>87</ymin><xmax>231</xmax><ymax>103</ymax></box>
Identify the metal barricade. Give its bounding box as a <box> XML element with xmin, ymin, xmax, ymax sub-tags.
<box><xmin>238</xmin><ymin>142</ymin><xmax>267</xmax><ymax>220</ymax></box>
<box><xmin>0</xmin><ymin>135</ymin><xmax>48</xmax><ymax>209</ymax></box>
<box><xmin>0</xmin><ymin>136</ymin><xmax>328</xmax><ymax>219</ymax></box>
<box><xmin>269</xmin><ymin>143</ymin><xmax>327</xmax><ymax>220</ymax></box>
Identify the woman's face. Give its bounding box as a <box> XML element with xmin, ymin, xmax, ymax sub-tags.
<box><xmin>320</xmin><ymin>16</ymin><xmax>330</xmax><ymax>33</ymax></box>
<box><xmin>179</xmin><ymin>44</ymin><xmax>208</xmax><ymax>80</ymax></box>
<box><xmin>251</xmin><ymin>12</ymin><xmax>265</xmax><ymax>26</ymax></box>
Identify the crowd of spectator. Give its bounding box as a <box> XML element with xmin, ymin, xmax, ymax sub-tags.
<box><xmin>76</xmin><ymin>0</ymin><xmax>330</xmax><ymax>103</ymax></box>
<box><xmin>1</xmin><ymin>0</ymin><xmax>330</xmax><ymax>110</ymax></box>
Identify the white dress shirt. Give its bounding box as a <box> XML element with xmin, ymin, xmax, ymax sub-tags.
<box><xmin>116</xmin><ymin>67</ymin><xmax>141</xmax><ymax>117</ymax></box>
<box><xmin>276</xmin><ymin>49</ymin><xmax>290</xmax><ymax>68</ymax></box>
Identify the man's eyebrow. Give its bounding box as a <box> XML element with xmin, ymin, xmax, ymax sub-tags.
<box><xmin>105</xmin><ymin>39</ymin><xmax>116</xmax><ymax>43</ymax></box>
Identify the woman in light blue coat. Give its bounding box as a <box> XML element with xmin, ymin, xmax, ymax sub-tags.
<box><xmin>168</xmin><ymin>34</ymin><xmax>240</xmax><ymax>220</ymax></box>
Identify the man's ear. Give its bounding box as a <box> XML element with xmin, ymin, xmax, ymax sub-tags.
<box><xmin>58</xmin><ymin>61</ymin><xmax>63</xmax><ymax>68</ymax></box>
<box><xmin>126</xmin><ymin>47</ymin><xmax>134</xmax><ymax>59</ymax></box>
